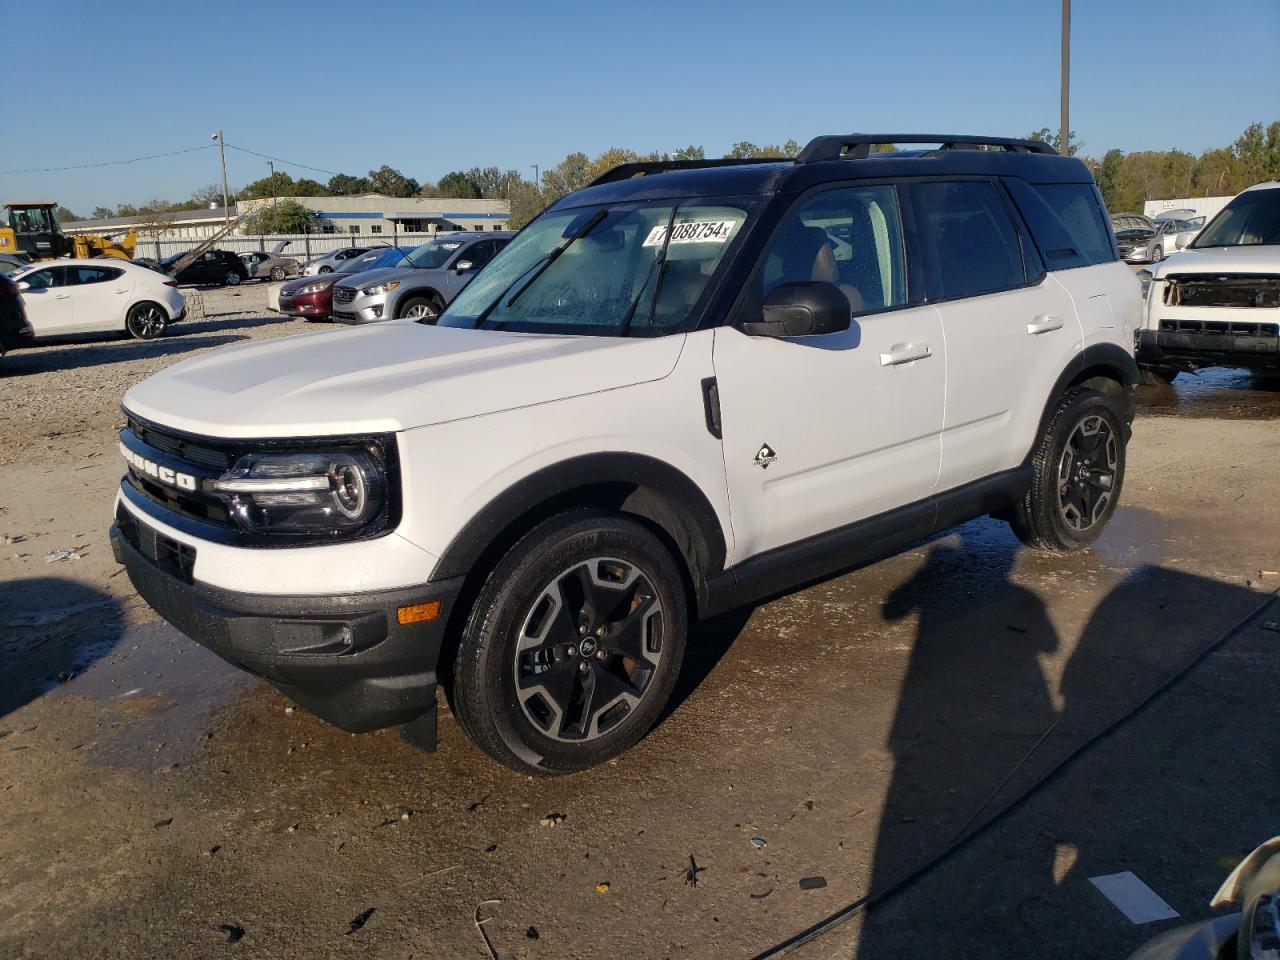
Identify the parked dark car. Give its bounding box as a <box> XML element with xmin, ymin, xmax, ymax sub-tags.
<box><xmin>276</xmin><ymin>246</ymin><xmax>410</xmax><ymax>320</ymax></box>
<box><xmin>0</xmin><ymin>272</ymin><xmax>35</xmax><ymax>357</ymax></box>
<box><xmin>161</xmin><ymin>249</ymin><xmax>250</xmax><ymax>287</ymax></box>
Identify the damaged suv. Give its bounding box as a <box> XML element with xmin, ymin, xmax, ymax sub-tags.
<box><xmin>1137</xmin><ymin>182</ymin><xmax>1280</xmax><ymax>382</ymax></box>
<box><xmin>111</xmin><ymin>134</ymin><xmax>1139</xmax><ymax>775</ymax></box>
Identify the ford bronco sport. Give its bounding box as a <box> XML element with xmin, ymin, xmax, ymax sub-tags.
<box><xmin>112</xmin><ymin>134</ymin><xmax>1140</xmax><ymax>775</ymax></box>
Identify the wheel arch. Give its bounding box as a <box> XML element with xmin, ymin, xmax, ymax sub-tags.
<box><xmin>1028</xmin><ymin>342</ymin><xmax>1138</xmax><ymax>461</ymax></box>
<box><xmin>431</xmin><ymin>453</ymin><xmax>728</xmax><ymax>614</ymax></box>
<box><xmin>396</xmin><ymin>287</ymin><xmax>444</xmax><ymax>318</ymax></box>
<box><xmin>125</xmin><ymin>298</ymin><xmax>169</xmax><ymax>328</ymax></box>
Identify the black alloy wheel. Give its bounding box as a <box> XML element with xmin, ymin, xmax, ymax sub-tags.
<box><xmin>126</xmin><ymin>302</ymin><xmax>168</xmax><ymax>340</ymax></box>
<box><xmin>1056</xmin><ymin>413</ymin><xmax>1118</xmax><ymax>532</ymax></box>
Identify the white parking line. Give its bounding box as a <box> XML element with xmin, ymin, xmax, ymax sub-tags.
<box><xmin>1089</xmin><ymin>871</ymin><xmax>1180</xmax><ymax>923</ymax></box>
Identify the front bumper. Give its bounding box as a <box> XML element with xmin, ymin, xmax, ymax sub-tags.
<box><xmin>278</xmin><ymin>290</ymin><xmax>333</xmax><ymax>318</ymax></box>
<box><xmin>110</xmin><ymin>510</ymin><xmax>464</xmax><ymax>739</ymax></box>
<box><xmin>1121</xmin><ymin>247</ymin><xmax>1150</xmax><ymax>263</ymax></box>
<box><xmin>1137</xmin><ymin>327</ymin><xmax>1280</xmax><ymax>372</ymax></box>
<box><xmin>332</xmin><ymin>293</ymin><xmax>388</xmax><ymax>324</ymax></box>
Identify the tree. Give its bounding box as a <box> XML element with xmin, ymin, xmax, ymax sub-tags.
<box><xmin>55</xmin><ymin>206</ymin><xmax>81</xmax><ymax>223</ymax></box>
<box><xmin>437</xmin><ymin>170</ymin><xmax>481</xmax><ymax>199</ymax></box>
<box><xmin>673</xmin><ymin>145</ymin><xmax>705</xmax><ymax>160</ymax></box>
<box><xmin>724</xmin><ymin>139</ymin><xmax>800</xmax><ymax>159</ymax></box>
<box><xmin>365</xmin><ymin>165</ymin><xmax>419</xmax><ymax>198</ymax></box>
<box><xmin>244</xmin><ymin>199</ymin><xmax>316</xmax><ymax>235</ymax></box>
<box><xmin>239</xmin><ymin>171</ymin><xmax>295</xmax><ymax>201</ymax></box>
<box><xmin>91</xmin><ymin>206</ymin><xmax>115</xmax><ymax>220</ymax></box>
<box><xmin>327</xmin><ymin>173</ymin><xmax>369</xmax><ymax>196</ymax></box>
<box><xmin>1027</xmin><ymin>127</ymin><xmax>1082</xmax><ymax>156</ymax></box>
<box><xmin>191</xmin><ymin>184</ymin><xmax>226</xmax><ymax>206</ymax></box>
<box><xmin>293</xmin><ymin>177</ymin><xmax>330</xmax><ymax>197</ymax></box>
<box><xmin>134</xmin><ymin>199</ymin><xmax>178</xmax><ymax>240</ymax></box>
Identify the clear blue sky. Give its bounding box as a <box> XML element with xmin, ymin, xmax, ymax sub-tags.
<box><xmin>2</xmin><ymin>0</ymin><xmax>1277</xmax><ymax>214</ymax></box>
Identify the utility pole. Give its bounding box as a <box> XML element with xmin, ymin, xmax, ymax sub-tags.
<box><xmin>1059</xmin><ymin>0</ymin><xmax>1071</xmax><ymax>156</ymax></box>
<box><xmin>268</xmin><ymin>161</ymin><xmax>277</xmax><ymax>208</ymax></box>
<box><xmin>530</xmin><ymin>164</ymin><xmax>540</xmax><ymax>194</ymax></box>
<box><xmin>212</xmin><ymin>130</ymin><xmax>231</xmax><ymax>230</ymax></box>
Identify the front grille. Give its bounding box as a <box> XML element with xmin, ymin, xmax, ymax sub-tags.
<box><xmin>1159</xmin><ymin>319</ymin><xmax>1280</xmax><ymax>337</ymax></box>
<box><xmin>127</xmin><ymin>416</ymin><xmax>230</xmax><ymax>470</ymax></box>
<box><xmin>1165</xmin><ymin>274</ymin><xmax>1280</xmax><ymax>309</ymax></box>
<box><xmin>334</xmin><ymin>286</ymin><xmax>356</xmax><ymax>303</ymax></box>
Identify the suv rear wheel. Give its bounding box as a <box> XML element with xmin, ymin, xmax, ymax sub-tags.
<box><xmin>451</xmin><ymin>509</ymin><xmax>688</xmax><ymax>775</ymax></box>
<box><xmin>1008</xmin><ymin>386</ymin><xmax>1126</xmax><ymax>552</ymax></box>
<box><xmin>224</xmin><ymin>270</ymin><xmax>241</xmax><ymax>286</ymax></box>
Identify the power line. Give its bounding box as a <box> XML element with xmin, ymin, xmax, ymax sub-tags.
<box><xmin>223</xmin><ymin>143</ymin><xmax>340</xmax><ymax>178</ymax></box>
<box><xmin>0</xmin><ymin>143</ymin><xmax>216</xmax><ymax>176</ymax></box>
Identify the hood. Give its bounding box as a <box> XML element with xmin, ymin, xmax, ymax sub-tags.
<box><xmin>122</xmin><ymin>323</ymin><xmax>686</xmax><ymax>438</ymax></box>
<box><xmin>1150</xmin><ymin>244</ymin><xmax>1280</xmax><ymax>279</ymax></box>
<box><xmin>280</xmin><ymin>274</ymin><xmax>337</xmax><ymax>293</ymax></box>
<box><xmin>330</xmin><ymin>266</ymin><xmax>412</xmax><ymax>289</ymax></box>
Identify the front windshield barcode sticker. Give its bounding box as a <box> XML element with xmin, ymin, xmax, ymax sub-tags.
<box><xmin>643</xmin><ymin>220</ymin><xmax>737</xmax><ymax>247</ymax></box>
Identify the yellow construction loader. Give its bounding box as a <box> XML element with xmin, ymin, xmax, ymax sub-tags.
<box><xmin>0</xmin><ymin>202</ymin><xmax>137</xmax><ymax>262</ymax></box>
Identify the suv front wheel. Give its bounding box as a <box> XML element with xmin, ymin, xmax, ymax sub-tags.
<box><xmin>450</xmin><ymin>510</ymin><xmax>688</xmax><ymax>775</ymax></box>
<box><xmin>1008</xmin><ymin>386</ymin><xmax>1127</xmax><ymax>552</ymax></box>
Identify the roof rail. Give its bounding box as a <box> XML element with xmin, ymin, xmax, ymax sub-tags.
<box><xmin>796</xmin><ymin>134</ymin><xmax>1058</xmax><ymax>163</ymax></box>
<box><xmin>587</xmin><ymin>157</ymin><xmax>788</xmax><ymax>187</ymax></box>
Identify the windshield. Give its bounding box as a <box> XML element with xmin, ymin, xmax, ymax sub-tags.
<box><xmin>440</xmin><ymin>200</ymin><xmax>754</xmax><ymax>336</ymax></box>
<box><xmin>337</xmin><ymin>248</ymin><xmax>403</xmax><ymax>273</ymax></box>
<box><xmin>405</xmin><ymin>238</ymin><xmax>466</xmax><ymax>269</ymax></box>
<box><xmin>1192</xmin><ymin>190</ymin><xmax>1280</xmax><ymax>248</ymax></box>
<box><xmin>160</xmin><ymin>253</ymin><xmax>183</xmax><ymax>266</ymax></box>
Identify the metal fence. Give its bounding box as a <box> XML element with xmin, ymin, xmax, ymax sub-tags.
<box><xmin>139</xmin><ymin>232</ymin><xmax>443</xmax><ymax>263</ymax></box>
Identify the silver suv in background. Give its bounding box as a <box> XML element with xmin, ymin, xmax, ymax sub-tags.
<box><xmin>332</xmin><ymin>231</ymin><xmax>513</xmax><ymax>323</ymax></box>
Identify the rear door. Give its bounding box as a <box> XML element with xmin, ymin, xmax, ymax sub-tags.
<box><xmin>913</xmin><ymin>179</ymin><xmax>1082</xmax><ymax>491</ymax></box>
<box><xmin>713</xmin><ymin>182</ymin><xmax>946</xmax><ymax>562</ymax></box>
<box><xmin>67</xmin><ymin>265</ymin><xmax>132</xmax><ymax>332</ymax></box>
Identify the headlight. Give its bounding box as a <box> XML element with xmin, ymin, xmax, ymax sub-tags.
<box><xmin>211</xmin><ymin>450</ymin><xmax>386</xmax><ymax>535</ymax></box>
<box><xmin>361</xmin><ymin>280</ymin><xmax>399</xmax><ymax>296</ymax></box>
<box><xmin>296</xmin><ymin>281</ymin><xmax>332</xmax><ymax>295</ymax></box>
<box><xmin>1137</xmin><ymin>269</ymin><xmax>1153</xmax><ymax>299</ymax></box>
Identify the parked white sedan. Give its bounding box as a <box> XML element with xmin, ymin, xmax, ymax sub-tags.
<box><xmin>13</xmin><ymin>259</ymin><xmax>187</xmax><ymax>340</ymax></box>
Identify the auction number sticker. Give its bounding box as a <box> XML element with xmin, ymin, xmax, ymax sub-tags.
<box><xmin>643</xmin><ymin>219</ymin><xmax>737</xmax><ymax>247</ymax></box>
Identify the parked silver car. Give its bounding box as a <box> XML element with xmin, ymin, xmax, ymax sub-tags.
<box><xmin>240</xmin><ymin>241</ymin><xmax>300</xmax><ymax>281</ymax></box>
<box><xmin>1148</xmin><ymin>215</ymin><xmax>1206</xmax><ymax>260</ymax></box>
<box><xmin>301</xmin><ymin>245</ymin><xmax>385</xmax><ymax>276</ymax></box>
<box><xmin>332</xmin><ymin>231</ymin><xmax>512</xmax><ymax>323</ymax></box>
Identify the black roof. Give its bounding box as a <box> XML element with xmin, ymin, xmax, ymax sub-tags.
<box><xmin>552</xmin><ymin>134</ymin><xmax>1093</xmax><ymax>211</ymax></box>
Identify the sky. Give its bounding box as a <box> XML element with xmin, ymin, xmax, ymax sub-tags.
<box><xmin>2</xmin><ymin>0</ymin><xmax>1277</xmax><ymax>214</ymax></box>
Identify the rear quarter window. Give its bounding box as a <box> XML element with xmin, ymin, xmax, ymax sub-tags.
<box><xmin>1005</xmin><ymin>179</ymin><xmax>1116</xmax><ymax>269</ymax></box>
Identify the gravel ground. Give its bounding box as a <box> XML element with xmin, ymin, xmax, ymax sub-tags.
<box><xmin>1</xmin><ymin>290</ymin><xmax>1278</xmax><ymax>960</ymax></box>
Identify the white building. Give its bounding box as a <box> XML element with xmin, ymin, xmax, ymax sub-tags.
<box><xmin>1143</xmin><ymin>195</ymin><xmax>1234</xmax><ymax>221</ymax></box>
<box><xmin>237</xmin><ymin>194</ymin><xmax>509</xmax><ymax>236</ymax></box>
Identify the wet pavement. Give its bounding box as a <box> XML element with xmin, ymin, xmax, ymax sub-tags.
<box><xmin>1137</xmin><ymin>366</ymin><xmax>1280</xmax><ymax>420</ymax></box>
<box><xmin>1</xmin><ymin>309</ymin><xmax>1278</xmax><ymax>959</ymax></box>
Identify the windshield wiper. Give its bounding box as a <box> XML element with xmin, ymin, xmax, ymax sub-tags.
<box><xmin>619</xmin><ymin>207</ymin><xmax>677</xmax><ymax>337</ymax></box>
<box><xmin>468</xmin><ymin>209</ymin><xmax>607</xmax><ymax>329</ymax></box>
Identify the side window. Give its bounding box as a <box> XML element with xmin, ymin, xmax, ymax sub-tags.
<box><xmin>1021</xmin><ymin>181</ymin><xmax>1114</xmax><ymax>267</ymax></box>
<box><xmin>21</xmin><ymin>267</ymin><xmax>62</xmax><ymax>290</ymax></box>
<box><xmin>465</xmin><ymin>240</ymin><xmax>497</xmax><ymax>267</ymax></box>
<box><xmin>70</xmin><ymin>266</ymin><xmax>121</xmax><ymax>285</ymax></box>
<box><xmin>757</xmin><ymin>184</ymin><xmax>907</xmax><ymax>314</ymax></box>
<box><xmin>915</xmin><ymin>181</ymin><xmax>1027</xmax><ymax>299</ymax></box>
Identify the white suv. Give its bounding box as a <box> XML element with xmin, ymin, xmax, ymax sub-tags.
<box><xmin>111</xmin><ymin>134</ymin><xmax>1140</xmax><ymax>774</ymax></box>
<box><xmin>1137</xmin><ymin>181</ymin><xmax>1280</xmax><ymax>382</ymax></box>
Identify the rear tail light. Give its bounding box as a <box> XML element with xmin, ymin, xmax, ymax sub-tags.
<box><xmin>163</xmin><ymin>280</ymin><xmax>179</xmax><ymax>287</ymax></box>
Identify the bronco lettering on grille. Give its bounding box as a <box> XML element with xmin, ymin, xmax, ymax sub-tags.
<box><xmin>120</xmin><ymin>443</ymin><xmax>198</xmax><ymax>491</ymax></box>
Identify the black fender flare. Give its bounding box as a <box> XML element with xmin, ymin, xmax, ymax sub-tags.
<box><xmin>1030</xmin><ymin>342</ymin><xmax>1139</xmax><ymax>458</ymax></box>
<box><xmin>430</xmin><ymin>452</ymin><xmax>728</xmax><ymax>589</ymax></box>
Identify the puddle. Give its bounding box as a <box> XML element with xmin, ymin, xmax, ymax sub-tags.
<box><xmin>55</xmin><ymin>620</ymin><xmax>253</xmax><ymax>772</ymax></box>
<box><xmin>1137</xmin><ymin>367</ymin><xmax>1280</xmax><ymax>420</ymax></box>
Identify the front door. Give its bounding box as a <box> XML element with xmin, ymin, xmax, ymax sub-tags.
<box><xmin>18</xmin><ymin>266</ymin><xmax>75</xmax><ymax>335</ymax></box>
<box><xmin>713</xmin><ymin>183</ymin><xmax>946</xmax><ymax>564</ymax></box>
<box><xmin>66</xmin><ymin>264</ymin><xmax>132</xmax><ymax>333</ymax></box>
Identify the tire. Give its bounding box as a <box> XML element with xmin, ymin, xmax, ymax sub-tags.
<box><xmin>451</xmin><ymin>509</ymin><xmax>688</xmax><ymax>775</ymax></box>
<box><xmin>319</xmin><ymin>265</ymin><xmax>333</xmax><ymax>274</ymax></box>
<box><xmin>1150</xmin><ymin>245</ymin><xmax>1163</xmax><ymax>262</ymax></box>
<box><xmin>270</xmin><ymin>266</ymin><xmax>285</xmax><ymax>281</ymax></box>
<box><xmin>1139</xmin><ymin>366</ymin><xmax>1178</xmax><ymax>385</ymax></box>
<box><xmin>224</xmin><ymin>271</ymin><xmax>241</xmax><ymax>287</ymax></box>
<box><xmin>398</xmin><ymin>294</ymin><xmax>443</xmax><ymax>322</ymax></box>
<box><xmin>125</xmin><ymin>302</ymin><xmax>168</xmax><ymax>340</ymax></box>
<box><xmin>1008</xmin><ymin>386</ymin><xmax>1127</xmax><ymax>553</ymax></box>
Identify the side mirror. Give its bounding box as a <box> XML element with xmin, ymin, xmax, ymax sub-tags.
<box><xmin>455</xmin><ymin>260</ymin><xmax>474</xmax><ymax>274</ymax></box>
<box><xmin>741</xmin><ymin>281</ymin><xmax>851</xmax><ymax>338</ymax></box>
<box><xmin>1176</xmin><ymin>236</ymin><xmax>1188</xmax><ymax>250</ymax></box>
<box><xmin>17</xmin><ymin>280</ymin><xmax>30</xmax><ymax>291</ymax></box>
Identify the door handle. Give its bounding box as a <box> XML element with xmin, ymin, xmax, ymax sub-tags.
<box><xmin>1027</xmin><ymin>314</ymin><xmax>1064</xmax><ymax>335</ymax></box>
<box><xmin>54</xmin><ymin>294</ymin><xmax>71</xmax><ymax>300</ymax></box>
<box><xmin>880</xmin><ymin>343</ymin><xmax>932</xmax><ymax>366</ymax></box>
